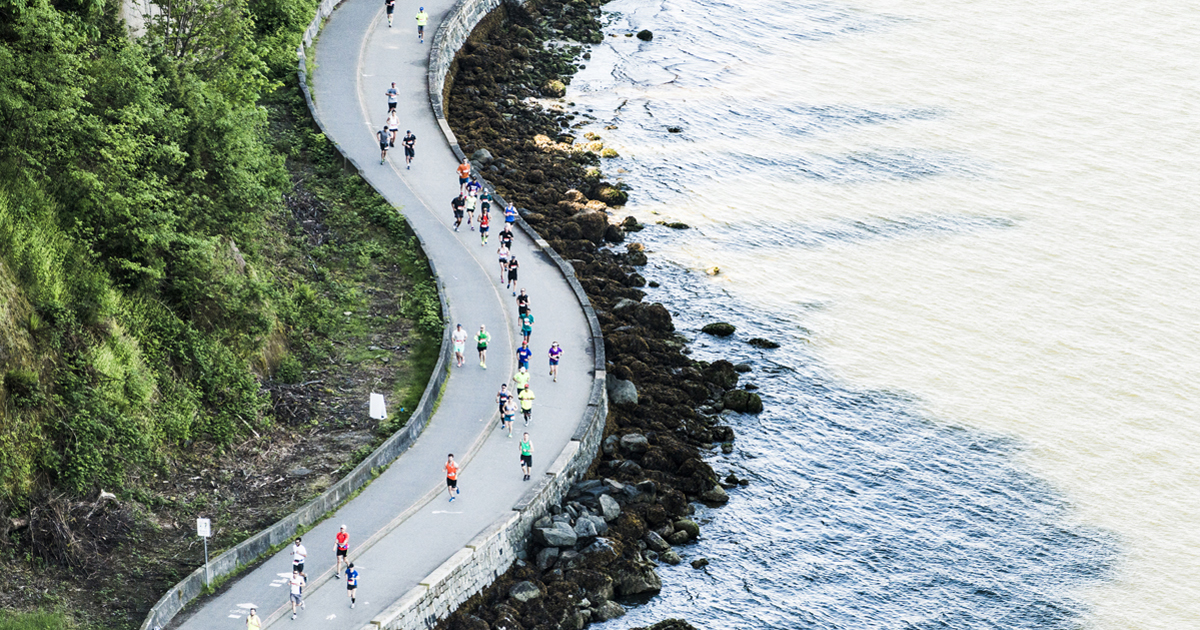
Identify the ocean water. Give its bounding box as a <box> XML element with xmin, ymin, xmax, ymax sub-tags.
<box><xmin>565</xmin><ymin>0</ymin><xmax>1200</xmax><ymax>627</ymax></box>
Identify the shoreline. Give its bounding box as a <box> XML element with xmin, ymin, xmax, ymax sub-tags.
<box><xmin>432</xmin><ymin>1</ymin><xmax>764</xmax><ymax>628</ymax></box>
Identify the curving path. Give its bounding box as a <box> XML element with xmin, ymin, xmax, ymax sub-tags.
<box><xmin>170</xmin><ymin>2</ymin><xmax>595</xmax><ymax>628</ymax></box>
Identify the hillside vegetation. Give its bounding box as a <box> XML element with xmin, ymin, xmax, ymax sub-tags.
<box><xmin>0</xmin><ymin>0</ymin><xmax>441</xmax><ymax>622</ymax></box>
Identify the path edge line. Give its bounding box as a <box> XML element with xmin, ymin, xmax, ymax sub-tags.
<box><xmin>360</xmin><ymin>0</ymin><xmax>611</xmax><ymax>628</ymax></box>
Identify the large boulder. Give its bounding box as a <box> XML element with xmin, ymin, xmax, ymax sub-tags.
<box><xmin>594</xmin><ymin>601</ymin><xmax>626</xmax><ymax>622</ymax></box>
<box><xmin>701</xmin><ymin>322</ymin><xmax>736</xmax><ymax>337</ymax></box>
<box><xmin>572</xmin><ymin>210</ymin><xmax>608</xmax><ymax>243</ymax></box>
<box><xmin>534</xmin><ymin>522</ymin><xmax>578</xmax><ymax>547</ymax></box>
<box><xmin>644</xmin><ymin>531</ymin><xmax>670</xmax><ymax>553</ymax></box>
<box><xmin>574</xmin><ymin>517</ymin><xmax>600</xmax><ymax>539</ymax></box>
<box><xmin>613</xmin><ymin>561</ymin><xmax>662</xmax><ymax>596</ymax></box>
<box><xmin>673</xmin><ymin>519</ymin><xmax>700</xmax><ymax>541</ymax></box>
<box><xmin>509</xmin><ymin>580</ymin><xmax>542</xmax><ymax>603</ymax></box>
<box><xmin>637</xmin><ymin>303</ymin><xmax>674</xmax><ymax>332</ymax></box>
<box><xmin>599</xmin><ymin>493</ymin><xmax>621</xmax><ymax>521</ymax></box>
<box><xmin>607</xmin><ymin>375</ymin><xmax>639</xmax><ymax>406</ymax></box>
<box><xmin>703</xmin><ymin>360</ymin><xmax>739</xmax><ymax>390</ymax></box>
<box><xmin>723</xmin><ymin>389</ymin><xmax>764</xmax><ymax>413</ymax></box>
<box><xmin>536</xmin><ymin>546</ymin><xmax>559</xmax><ymax>571</ymax></box>
<box><xmin>619</xmin><ymin>433</ymin><xmax>649</xmax><ymax>455</ymax></box>
<box><xmin>701</xmin><ymin>485</ymin><xmax>730</xmax><ymax>504</ymax></box>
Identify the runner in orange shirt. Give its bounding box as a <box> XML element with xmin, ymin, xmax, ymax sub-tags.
<box><xmin>445</xmin><ymin>453</ymin><xmax>460</xmax><ymax>502</ymax></box>
<box><xmin>456</xmin><ymin>158</ymin><xmax>471</xmax><ymax>193</ymax></box>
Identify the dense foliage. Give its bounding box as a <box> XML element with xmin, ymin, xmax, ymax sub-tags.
<box><xmin>0</xmin><ymin>0</ymin><xmax>403</xmax><ymax>504</ymax></box>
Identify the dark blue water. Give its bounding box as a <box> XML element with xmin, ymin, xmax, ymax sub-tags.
<box><xmin>592</xmin><ymin>247</ymin><xmax>1115</xmax><ymax>629</ymax></box>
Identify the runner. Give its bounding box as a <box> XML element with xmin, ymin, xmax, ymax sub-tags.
<box><xmin>376</xmin><ymin>125</ymin><xmax>390</xmax><ymax>164</ymax></box>
<box><xmin>480</xmin><ymin>190</ymin><xmax>492</xmax><ymax>218</ymax></box>
<box><xmin>452</xmin><ymin>324</ymin><xmax>467</xmax><ymax>367</ymax></box>
<box><xmin>402</xmin><ymin>130</ymin><xmax>416</xmax><ymax>169</ymax></box>
<box><xmin>246</xmin><ymin>607</ymin><xmax>261</xmax><ymax>630</ymax></box>
<box><xmin>346</xmin><ymin>563</ymin><xmax>359</xmax><ymax>608</ymax></box>
<box><xmin>466</xmin><ymin>176</ymin><xmax>482</xmax><ymax>196</ymax></box>
<box><xmin>504</xmin><ymin>202</ymin><xmax>518</xmax><ymax>225</ymax></box>
<box><xmin>512</xmin><ymin>366</ymin><xmax>530</xmax><ymax>392</ymax></box>
<box><xmin>518</xmin><ymin>383</ymin><xmax>535</xmax><ymax>425</ymax></box>
<box><xmin>516</xmin><ymin>340</ymin><xmax>532</xmax><ymax>371</ymax></box>
<box><xmin>451</xmin><ymin>193</ymin><xmax>465</xmax><ymax>231</ymax></box>
<box><xmin>476</xmin><ymin>324</ymin><xmax>491</xmax><ymax>369</ymax></box>
<box><xmin>456</xmin><ymin>158</ymin><xmax>471</xmax><ymax>193</ymax></box>
<box><xmin>497</xmin><ymin>244</ymin><xmax>510</xmax><ymax>282</ymax></box>
<box><xmin>445</xmin><ymin>453</ymin><xmax>460</xmax><ymax>502</ymax></box>
<box><xmin>415</xmin><ymin>7</ymin><xmax>428</xmax><ymax>43</ymax></box>
<box><xmin>386</xmin><ymin>110</ymin><xmax>399</xmax><ymax>147</ymax></box>
<box><xmin>516</xmin><ymin>288</ymin><xmax>529</xmax><ymax>316</ymax></box>
<box><xmin>464</xmin><ymin>191</ymin><xmax>477</xmax><ymax>229</ymax></box>
<box><xmin>519</xmin><ymin>433</ymin><xmax>534</xmax><ymax>481</ymax></box>
<box><xmin>288</xmin><ymin>569</ymin><xmax>305</xmax><ymax>620</ymax></box>
<box><xmin>501</xmin><ymin>398</ymin><xmax>516</xmax><ymax>437</ymax></box>
<box><xmin>548</xmin><ymin>341</ymin><xmax>562</xmax><ymax>382</ymax></box>
<box><xmin>335</xmin><ymin>525</ymin><xmax>350</xmax><ymax>577</ymax></box>
<box><xmin>479</xmin><ymin>206</ymin><xmax>490</xmax><ymax>245</ymax></box>
<box><xmin>520</xmin><ymin>308</ymin><xmax>534</xmax><ymax>344</ymax></box>
<box><xmin>291</xmin><ymin>538</ymin><xmax>307</xmax><ymax>576</ymax></box>
<box><xmin>496</xmin><ymin>383</ymin><xmax>511</xmax><ymax>416</ymax></box>
<box><xmin>507</xmin><ymin>255</ymin><xmax>519</xmax><ymax>295</ymax></box>
<box><xmin>385</xmin><ymin>82</ymin><xmax>398</xmax><ymax>113</ymax></box>
<box><xmin>499</xmin><ymin>223</ymin><xmax>514</xmax><ymax>250</ymax></box>
<box><xmin>385</xmin><ymin>0</ymin><xmax>394</xmax><ymax>26</ymax></box>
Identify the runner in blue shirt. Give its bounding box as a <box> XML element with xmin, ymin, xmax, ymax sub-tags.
<box><xmin>504</xmin><ymin>203</ymin><xmax>518</xmax><ymax>224</ymax></box>
<box><xmin>346</xmin><ymin>563</ymin><xmax>359</xmax><ymax>608</ymax></box>
<box><xmin>516</xmin><ymin>340</ymin><xmax>532</xmax><ymax>370</ymax></box>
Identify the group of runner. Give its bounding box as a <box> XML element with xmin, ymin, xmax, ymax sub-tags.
<box><xmin>269</xmin><ymin>62</ymin><xmax>565</xmax><ymax>623</ymax></box>
<box><xmin>378</xmin><ymin>83</ymin><xmax>418</xmax><ymax>167</ymax></box>
<box><xmin>262</xmin><ymin>530</ymin><xmax>358</xmax><ymax>625</ymax></box>
<box><xmin>375</xmin><ymin>2</ymin><xmax>430</xmax><ymax>164</ymax></box>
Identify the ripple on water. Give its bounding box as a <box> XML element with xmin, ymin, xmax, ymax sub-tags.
<box><xmin>592</xmin><ymin>259</ymin><xmax>1115</xmax><ymax>629</ymax></box>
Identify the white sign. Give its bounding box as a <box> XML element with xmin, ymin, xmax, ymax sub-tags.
<box><xmin>369</xmin><ymin>392</ymin><xmax>387</xmax><ymax>420</ymax></box>
<box><xmin>197</xmin><ymin>517</ymin><xmax>211</xmax><ymax>538</ymax></box>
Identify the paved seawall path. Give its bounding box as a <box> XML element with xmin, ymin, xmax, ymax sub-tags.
<box><xmin>169</xmin><ymin>1</ymin><xmax>596</xmax><ymax>628</ymax></box>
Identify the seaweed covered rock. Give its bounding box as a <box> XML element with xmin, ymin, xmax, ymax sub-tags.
<box><xmin>701</xmin><ymin>322</ymin><xmax>735</xmax><ymax>337</ymax></box>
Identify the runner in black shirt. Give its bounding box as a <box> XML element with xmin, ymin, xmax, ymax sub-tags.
<box><xmin>402</xmin><ymin>131</ymin><xmax>416</xmax><ymax>169</ymax></box>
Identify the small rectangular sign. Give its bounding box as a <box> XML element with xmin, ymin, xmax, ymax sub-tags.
<box><xmin>369</xmin><ymin>392</ymin><xmax>387</xmax><ymax>420</ymax></box>
<box><xmin>197</xmin><ymin>517</ymin><xmax>211</xmax><ymax>538</ymax></box>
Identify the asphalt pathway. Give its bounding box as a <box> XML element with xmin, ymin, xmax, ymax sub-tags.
<box><xmin>171</xmin><ymin>1</ymin><xmax>594</xmax><ymax>628</ymax></box>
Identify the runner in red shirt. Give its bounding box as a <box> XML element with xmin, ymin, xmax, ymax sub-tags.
<box><xmin>334</xmin><ymin>524</ymin><xmax>350</xmax><ymax>577</ymax></box>
<box><xmin>479</xmin><ymin>208</ymin><xmax>490</xmax><ymax>246</ymax></box>
<box><xmin>445</xmin><ymin>454</ymin><xmax>460</xmax><ymax>502</ymax></box>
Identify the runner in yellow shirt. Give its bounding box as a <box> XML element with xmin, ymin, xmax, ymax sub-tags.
<box><xmin>415</xmin><ymin>7</ymin><xmax>429</xmax><ymax>43</ymax></box>
<box><xmin>518</xmin><ymin>383</ymin><xmax>535</xmax><ymax>426</ymax></box>
<box><xmin>246</xmin><ymin>607</ymin><xmax>261</xmax><ymax>630</ymax></box>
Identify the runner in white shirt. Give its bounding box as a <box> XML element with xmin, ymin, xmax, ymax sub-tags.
<box><xmin>289</xmin><ymin>569</ymin><xmax>305</xmax><ymax>619</ymax></box>
<box><xmin>290</xmin><ymin>538</ymin><xmax>307</xmax><ymax>575</ymax></box>
<box><xmin>452</xmin><ymin>324</ymin><xmax>468</xmax><ymax>367</ymax></box>
<box><xmin>386</xmin><ymin>110</ymin><xmax>399</xmax><ymax>147</ymax></box>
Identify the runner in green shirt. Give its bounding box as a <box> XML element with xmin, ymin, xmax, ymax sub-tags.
<box><xmin>475</xmin><ymin>324</ymin><xmax>490</xmax><ymax>368</ymax></box>
<box><xmin>519</xmin><ymin>433</ymin><xmax>533</xmax><ymax>480</ymax></box>
<box><xmin>415</xmin><ymin>7</ymin><xmax>429</xmax><ymax>43</ymax></box>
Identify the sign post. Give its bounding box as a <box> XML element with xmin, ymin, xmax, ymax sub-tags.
<box><xmin>197</xmin><ymin>517</ymin><xmax>212</xmax><ymax>587</ymax></box>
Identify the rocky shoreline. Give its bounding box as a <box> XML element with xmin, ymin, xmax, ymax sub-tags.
<box><xmin>436</xmin><ymin>2</ymin><xmax>764</xmax><ymax>629</ymax></box>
